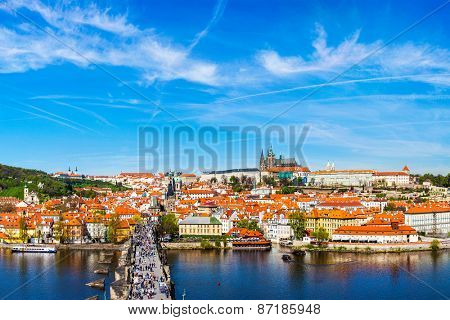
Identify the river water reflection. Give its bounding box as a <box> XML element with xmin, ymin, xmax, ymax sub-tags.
<box><xmin>167</xmin><ymin>246</ymin><xmax>450</xmax><ymax>300</ymax></box>
<box><xmin>1</xmin><ymin>246</ymin><xmax>448</xmax><ymax>300</ymax></box>
<box><xmin>0</xmin><ymin>248</ymin><xmax>119</xmax><ymax>300</ymax></box>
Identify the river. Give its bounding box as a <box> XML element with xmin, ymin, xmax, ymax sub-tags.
<box><xmin>0</xmin><ymin>246</ymin><xmax>448</xmax><ymax>299</ymax></box>
<box><xmin>0</xmin><ymin>248</ymin><xmax>119</xmax><ymax>300</ymax></box>
<box><xmin>167</xmin><ymin>246</ymin><xmax>450</xmax><ymax>300</ymax></box>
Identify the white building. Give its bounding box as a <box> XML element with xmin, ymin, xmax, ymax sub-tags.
<box><xmin>85</xmin><ymin>219</ymin><xmax>107</xmax><ymax>241</ymax></box>
<box><xmin>373</xmin><ymin>166</ymin><xmax>411</xmax><ymax>187</ymax></box>
<box><xmin>308</xmin><ymin>164</ymin><xmax>374</xmax><ymax>187</ymax></box>
<box><xmin>404</xmin><ymin>206</ymin><xmax>450</xmax><ymax>235</ymax></box>
<box><xmin>361</xmin><ymin>199</ymin><xmax>388</xmax><ymax>212</ymax></box>
<box><xmin>251</xmin><ymin>187</ymin><xmax>272</xmax><ymax>197</ymax></box>
<box><xmin>263</xmin><ymin>213</ymin><xmax>293</xmax><ymax>242</ymax></box>
<box><xmin>24</xmin><ymin>186</ymin><xmax>40</xmax><ymax>205</ymax></box>
<box><xmin>181</xmin><ymin>189</ymin><xmax>216</xmax><ymax>200</ymax></box>
<box><xmin>332</xmin><ymin>223</ymin><xmax>418</xmax><ymax>243</ymax></box>
<box><xmin>220</xmin><ymin>211</ymin><xmax>238</xmax><ymax>234</ymax></box>
<box><xmin>180</xmin><ymin>173</ymin><xmax>197</xmax><ymax>184</ymax></box>
<box><xmin>296</xmin><ymin>198</ymin><xmax>317</xmax><ymax>212</ymax></box>
<box><xmin>200</xmin><ymin>168</ymin><xmax>261</xmax><ymax>184</ymax></box>
<box><xmin>429</xmin><ymin>186</ymin><xmax>449</xmax><ymax>200</ymax></box>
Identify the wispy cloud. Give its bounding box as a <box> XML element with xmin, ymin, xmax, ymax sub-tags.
<box><xmin>220</xmin><ymin>73</ymin><xmax>450</xmax><ymax>102</ymax></box>
<box><xmin>188</xmin><ymin>0</ymin><xmax>228</xmax><ymax>52</ymax></box>
<box><xmin>6</xmin><ymin>103</ymin><xmax>84</xmax><ymax>132</ymax></box>
<box><xmin>2</xmin><ymin>0</ymin><xmax>139</xmax><ymax>35</ymax></box>
<box><xmin>21</xmin><ymin>102</ymin><xmax>101</xmax><ymax>134</ymax></box>
<box><xmin>0</xmin><ymin>0</ymin><xmax>220</xmax><ymax>85</ymax></box>
<box><xmin>256</xmin><ymin>23</ymin><xmax>450</xmax><ymax>83</ymax></box>
<box><xmin>307</xmin><ymin>121</ymin><xmax>450</xmax><ymax>159</ymax></box>
<box><xmin>52</xmin><ymin>100</ymin><xmax>115</xmax><ymax>127</ymax></box>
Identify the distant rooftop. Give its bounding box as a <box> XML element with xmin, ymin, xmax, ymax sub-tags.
<box><xmin>202</xmin><ymin>168</ymin><xmax>259</xmax><ymax>175</ymax></box>
<box><xmin>179</xmin><ymin>216</ymin><xmax>221</xmax><ymax>225</ymax></box>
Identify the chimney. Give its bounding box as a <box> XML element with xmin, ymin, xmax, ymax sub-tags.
<box><xmin>391</xmin><ymin>221</ymin><xmax>399</xmax><ymax>230</ymax></box>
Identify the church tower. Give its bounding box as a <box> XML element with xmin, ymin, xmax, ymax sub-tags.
<box><xmin>259</xmin><ymin>150</ymin><xmax>265</xmax><ymax>171</ymax></box>
<box><xmin>266</xmin><ymin>145</ymin><xmax>275</xmax><ymax>169</ymax></box>
<box><xmin>24</xmin><ymin>185</ymin><xmax>29</xmax><ymax>200</ymax></box>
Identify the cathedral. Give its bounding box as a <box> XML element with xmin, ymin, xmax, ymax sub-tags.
<box><xmin>259</xmin><ymin>146</ymin><xmax>299</xmax><ymax>171</ymax></box>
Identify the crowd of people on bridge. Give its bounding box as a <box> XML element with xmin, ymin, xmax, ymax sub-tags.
<box><xmin>128</xmin><ymin>221</ymin><xmax>171</xmax><ymax>300</ymax></box>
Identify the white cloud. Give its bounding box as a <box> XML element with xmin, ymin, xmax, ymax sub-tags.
<box><xmin>2</xmin><ymin>0</ymin><xmax>138</xmax><ymax>35</ymax></box>
<box><xmin>257</xmin><ymin>24</ymin><xmax>450</xmax><ymax>81</ymax></box>
<box><xmin>188</xmin><ymin>0</ymin><xmax>228</xmax><ymax>51</ymax></box>
<box><xmin>0</xmin><ymin>0</ymin><xmax>220</xmax><ymax>85</ymax></box>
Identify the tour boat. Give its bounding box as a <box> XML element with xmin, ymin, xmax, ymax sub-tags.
<box><xmin>11</xmin><ymin>245</ymin><xmax>57</xmax><ymax>253</ymax></box>
<box><xmin>231</xmin><ymin>239</ymin><xmax>272</xmax><ymax>250</ymax></box>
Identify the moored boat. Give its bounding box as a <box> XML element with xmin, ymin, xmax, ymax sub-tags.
<box><xmin>231</xmin><ymin>239</ymin><xmax>272</xmax><ymax>250</ymax></box>
<box><xmin>85</xmin><ymin>278</ymin><xmax>105</xmax><ymax>290</ymax></box>
<box><xmin>11</xmin><ymin>245</ymin><xmax>57</xmax><ymax>253</ymax></box>
<box><xmin>227</xmin><ymin>227</ymin><xmax>272</xmax><ymax>250</ymax></box>
<box><xmin>292</xmin><ymin>249</ymin><xmax>306</xmax><ymax>256</ymax></box>
<box><xmin>282</xmin><ymin>254</ymin><xmax>293</xmax><ymax>262</ymax></box>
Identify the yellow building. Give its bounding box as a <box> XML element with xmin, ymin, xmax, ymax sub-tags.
<box><xmin>306</xmin><ymin>209</ymin><xmax>368</xmax><ymax>238</ymax></box>
<box><xmin>116</xmin><ymin>219</ymin><xmax>137</xmax><ymax>243</ymax></box>
<box><xmin>179</xmin><ymin>216</ymin><xmax>222</xmax><ymax>236</ymax></box>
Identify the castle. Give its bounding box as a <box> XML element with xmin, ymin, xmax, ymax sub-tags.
<box><xmin>259</xmin><ymin>146</ymin><xmax>299</xmax><ymax>171</ymax></box>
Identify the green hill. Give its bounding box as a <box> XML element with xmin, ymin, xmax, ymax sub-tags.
<box><xmin>0</xmin><ymin>164</ymin><xmax>127</xmax><ymax>201</ymax></box>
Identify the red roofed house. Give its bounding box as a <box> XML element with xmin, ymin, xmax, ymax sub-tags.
<box><xmin>115</xmin><ymin>205</ymin><xmax>140</xmax><ymax>220</ymax></box>
<box><xmin>332</xmin><ymin>221</ymin><xmax>418</xmax><ymax>243</ymax></box>
<box><xmin>63</xmin><ymin>218</ymin><xmax>84</xmax><ymax>243</ymax></box>
<box><xmin>373</xmin><ymin>166</ymin><xmax>411</xmax><ymax>187</ymax></box>
<box><xmin>404</xmin><ymin>203</ymin><xmax>450</xmax><ymax>235</ymax></box>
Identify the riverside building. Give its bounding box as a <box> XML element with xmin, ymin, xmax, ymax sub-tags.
<box><xmin>332</xmin><ymin>222</ymin><xmax>418</xmax><ymax>243</ymax></box>
<box><xmin>404</xmin><ymin>204</ymin><xmax>450</xmax><ymax>235</ymax></box>
<box><xmin>178</xmin><ymin>216</ymin><xmax>222</xmax><ymax>236</ymax></box>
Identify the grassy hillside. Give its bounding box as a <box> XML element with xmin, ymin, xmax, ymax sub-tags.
<box><xmin>0</xmin><ymin>164</ymin><xmax>128</xmax><ymax>201</ymax></box>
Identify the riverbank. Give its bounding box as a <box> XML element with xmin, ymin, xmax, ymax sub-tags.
<box><xmin>0</xmin><ymin>243</ymin><xmax>125</xmax><ymax>251</ymax></box>
<box><xmin>290</xmin><ymin>240</ymin><xmax>450</xmax><ymax>254</ymax></box>
<box><xmin>162</xmin><ymin>241</ymin><xmax>228</xmax><ymax>250</ymax></box>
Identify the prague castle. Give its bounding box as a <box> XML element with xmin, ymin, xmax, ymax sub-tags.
<box><xmin>259</xmin><ymin>146</ymin><xmax>299</xmax><ymax>171</ymax></box>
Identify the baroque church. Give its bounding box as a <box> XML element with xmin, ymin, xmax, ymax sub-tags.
<box><xmin>259</xmin><ymin>146</ymin><xmax>299</xmax><ymax>171</ymax></box>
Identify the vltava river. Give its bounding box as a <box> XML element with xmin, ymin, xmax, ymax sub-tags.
<box><xmin>167</xmin><ymin>246</ymin><xmax>450</xmax><ymax>300</ymax></box>
<box><xmin>0</xmin><ymin>246</ymin><xmax>448</xmax><ymax>299</ymax></box>
<box><xmin>0</xmin><ymin>248</ymin><xmax>119</xmax><ymax>300</ymax></box>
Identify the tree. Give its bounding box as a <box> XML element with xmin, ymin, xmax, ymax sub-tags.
<box><xmin>418</xmin><ymin>173</ymin><xmax>450</xmax><ymax>188</ymax></box>
<box><xmin>236</xmin><ymin>219</ymin><xmax>260</xmax><ymax>231</ymax></box>
<box><xmin>160</xmin><ymin>213</ymin><xmax>179</xmax><ymax>236</ymax></box>
<box><xmin>132</xmin><ymin>214</ymin><xmax>143</xmax><ymax>224</ymax></box>
<box><xmin>279</xmin><ymin>178</ymin><xmax>290</xmax><ymax>187</ymax></box>
<box><xmin>107</xmin><ymin>214</ymin><xmax>120</xmax><ymax>243</ymax></box>
<box><xmin>312</xmin><ymin>227</ymin><xmax>329</xmax><ymax>242</ymax></box>
<box><xmin>19</xmin><ymin>217</ymin><xmax>28</xmax><ymax>243</ymax></box>
<box><xmin>430</xmin><ymin>239</ymin><xmax>440</xmax><ymax>251</ymax></box>
<box><xmin>52</xmin><ymin>215</ymin><xmax>65</xmax><ymax>243</ymax></box>
<box><xmin>262</xmin><ymin>175</ymin><xmax>276</xmax><ymax>187</ymax></box>
<box><xmin>384</xmin><ymin>202</ymin><xmax>397</xmax><ymax>211</ymax></box>
<box><xmin>289</xmin><ymin>211</ymin><xmax>306</xmax><ymax>240</ymax></box>
<box><xmin>279</xmin><ymin>186</ymin><xmax>295</xmax><ymax>194</ymax></box>
<box><xmin>229</xmin><ymin>176</ymin><xmax>239</xmax><ymax>185</ymax></box>
<box><xmin>228</xmin><ymin>175</ymin><xmax>243</xmax><ymax>193</ymax></box>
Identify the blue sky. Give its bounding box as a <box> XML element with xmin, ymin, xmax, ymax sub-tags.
<box><xmin>0</xmin><ymin>0</ymin><xmax>449</xmax><ymax>175</ymax></box>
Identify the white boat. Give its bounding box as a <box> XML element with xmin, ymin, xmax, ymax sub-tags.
<box><xmin>11</xmin><ymin>245</ymin><xmax>57</xmax><ymax>253</ymax></box>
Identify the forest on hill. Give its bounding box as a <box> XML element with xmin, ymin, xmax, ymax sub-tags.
<box><xmin>0</xmin><ymin>164</ymin><xmax>127</xmax><ymax>201</ymax></box>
